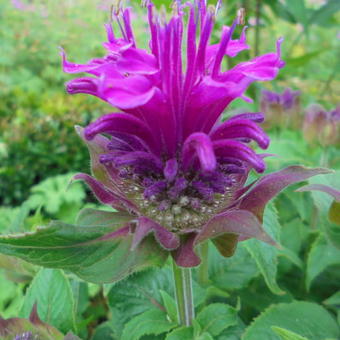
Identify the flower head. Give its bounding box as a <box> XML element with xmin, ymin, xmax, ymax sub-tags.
<box><xmin>303</xmin><ymin>103</ymin><xmax>340</xmax><ymax>147</ymax></box>
<box><xmin>62</xmin><ymin>1</ymin><xmax>327</xmax><ymax>267</ymax></box>
<box><xmin>261</xmin><ymin>88</ymin><xmax>301</xmax><ymax>129</ymax></box>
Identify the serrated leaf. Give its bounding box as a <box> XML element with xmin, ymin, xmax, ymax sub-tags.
<box><xmin>107</xmin><ymin>267</ymin><xmax>173</xmax><ymax>322</ymax></box>
<box><xmin>0</xmin><ymin>209</ymin><xmax>167</xmax><ymax>284</ymax></box>
<box><xmin>196</xmin><ymin>303</ymin><xmax>237</xmax><ymax>336</ymax></box>
<box><xmin>217</xmin><ymin>317</ymin><xmax>246</xmax><ymax>340</ymax></box>
<box><xmin>121</xmin><ymin>308</ymin><xmax>176</xmax><ymax>340</ymax></box>
<box><xmin>165</xmin><ymin>326</ymin><xmax>194</xmax><ymax>340</ymax></box>
<box><xmin>306</xmin><ymin>234</ymin><xmax>340</xmax><ymax>290</ymax></box>
<box><xmin>244</xmin><ymin>203</ymin><xmax>284</xmax><ymax>295</ymax></box>
<box><xmin>242</xmin><ymin>301</ymin><xmax>340</xmax><ymax>340</ymax></box>
<box><xmin>20</xmin><ymin>268</ymin><xmax>75</xmax><ymax>333</ymax></box>
<box><xmin>272</xmin><ymin>326</ymin><xmax>309</xmax><ymax>340</ymax></box>
<box><xmin>107</xmin><ymin>265</ymin><xmax>205</xmax><ymax>328</ymax></box>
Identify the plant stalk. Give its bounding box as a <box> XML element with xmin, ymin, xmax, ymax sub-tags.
<box><xmin>254</xmin><ymin>0</ymin><xmax>262</xmax><ymax>57</ymax></box>
<box><xmin>197</xmin><ymin>241</ymin><xmax>210</xmax><ymax>286</ymax></box>
<box><xmin>172</xmin><ymin>259</ymin><xmax>194</xmax><ymax>326</ymax></box>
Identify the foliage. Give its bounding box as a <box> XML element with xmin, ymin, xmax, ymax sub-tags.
<box><xmin>0</xmin><ymin>0</ymin><xmax>339</xmax><ymax>339</ymax></box>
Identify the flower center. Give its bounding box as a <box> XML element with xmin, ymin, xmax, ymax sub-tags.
<box><xmin>111</xmin><ymin>159</ymin><xmax>244</xmax><ymax>232</ymax></box>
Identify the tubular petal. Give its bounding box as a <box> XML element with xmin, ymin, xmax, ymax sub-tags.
<box><xmin>182</xmin><ymin>133</ymin><xmax>216</xmax><ymax>172</ymax></box>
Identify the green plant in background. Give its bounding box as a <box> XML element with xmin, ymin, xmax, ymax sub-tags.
<box><xmin>0</xmin><ymin>0</ymin><xmax>339</xmax><ymax>339</ymax></box>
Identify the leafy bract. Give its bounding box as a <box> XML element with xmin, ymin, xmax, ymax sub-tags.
<box><xmin>0</xmin><ymin>208</ymin><xmax>167</xmax><ymax>284</ymax></box>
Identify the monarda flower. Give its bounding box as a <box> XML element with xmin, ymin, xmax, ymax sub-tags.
<box><xmin>260</xmin><ymin>88</ymin><xmax>301</xmax><ymax>129</ymax></box>
<box><xmin>61</xmin><ymin>0</ymin><xmax>327</xmax><ymax>267</ymax></box>
<box><xmin>303</xmin><ymin>103</ymin><xmax>340</xmax><ymax>147</ymax></box>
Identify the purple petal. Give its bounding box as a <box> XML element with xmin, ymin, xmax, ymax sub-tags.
<box><xmin>296</xmin><ymin>184</ymin><xmax>340</xmax><ymax>202</ymax></box>
<box><xmin>100</xmin><ymin>74</ymin><xmax>157</xmax><ymax>109</ymax></box>
<box><xmin>84</xmin><ymin>112</ymin><xmax>156</xmax><ymax>151</ymax></box>
<box><xmin>111</xmin><ymin>151</ymin><xmax>163</xmax><ymax>173</ymax></box>
<box><xmin>213</xmin><ymin>139</ymin><xmax>266</xmax><ymax>173</ymax></box>
<box><xmin>168</xmin><ymin>177</ymin><xmax>188</xmax><ymax>200</ymax></box>
<box><xmin>182</xmin><ymin>132</ymin><xmax>216</xmax><ymax>172</ymax></box>
<box><xmin>227</xmin><ymin>112</ymin><xmax>265</xmax><ymax>123</ymax></box>
<box><xmin>131</xmin><ymin>217</ymin><xmax>180</xmax><ymax>250</ymax></box>
<box><xmin>239</xmin><ymin>166</ymin><xmax>331</xmax><ymax>220</ymax></box>
<box><xmin>117</xmin><ymin>48</ymin><xmax>158</xmax><ymax>75</ymax></box>
<box><xmin>164</xmin><ymin>159</ymin><xmax>178</xmax><ymax>182</ymax></box>
<box><xmin>66</xmin><ymin>77</ymin><xmax>99</xmax><ymax>96</ymax></box>
<box><xmin>210</xmin><ymin>119</ymin><xmax>270</xmax><ymax>149</ymax></box>
<box><xmin>144</xmin><ymin>180</ymin><xmax>167</xmax><ymax>199</ymax></box>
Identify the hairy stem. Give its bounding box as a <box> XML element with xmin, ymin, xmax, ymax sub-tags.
<box><xmin>172</xmin><ymin>259</ymin><xmax>194</xmax><ymax>326</ymax></box>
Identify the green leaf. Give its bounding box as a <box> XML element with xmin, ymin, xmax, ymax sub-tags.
<box><xmin>284</xmin><ymin>0</ymin><xmax>308</xmax><ymax>30</ymax></box>
<box><xmin>306</xmin><ymin>234</ymin><xmax>340</xmax><ymax>290</ymax></box>
<box><xmin>107</xmin><ymin>265</ymin><xmax>205</xmax><ymax>329</ymax></box>
<box><xmin>309</xmin><ymin>0</ymin><xmax>340</xmax><ymax>26</ymax></box>
<box><xmin>0</xmin><ymin>271</ymin><xmax>24</xmax><ymax>319</ymax></box>
<box><xmin>272</xmin><ymin>326</ymin><xmax>309</xmax><ymax>340</ymax></box>
<box><xmin>286</xmin><ymin>50</ymin><xmax>325</xmax><ymax>68</ymax></box>
<box><xmin>196</xmin><ymin>303</ymin><xmax>237</xmax><ymax>337</ymax></box>
<box><xmin>217</xmin><ymin>317</ymin><xmax>246</xmax><ymax>340</ymax></box>
<box><xmin>0</xmin><ymin>209</ymin><xmax>167</xmax><ymax>284</ymax></box>
<box><xmin>242</xmin><ymin>301</ymin><xmax>340</xmax><ymax>340</ymax></box>
<box><xmin>25</xmin><ymin>173</ymin><xmax>85</xmax><ymax>215</ymax></box>
<box><xmin>244</xmin><ymin>203</ymin><xmax>284</xmax><ymax>295</ymax></box>
<box><xmin>20</xmin><ymin>268</ymin><xmax>75</xmax><ymax>333</ymax></box>
<box><xmin>91</xmin><ymin>321</ymin><xmax>116</xmax><ymax>340</ymax></box>
<box><xmin>165</xmin><ymin>326</ymin><xmax>194</xmax><ymax>340</ymax></box>
<box><xmin>107</xmin><ymin>267</ymin><xmax>173</xmax><ymax>323</ymax></box>
<box><xmin>121</xmin><ymin>308</ymin><xmax>176</xmax><ymax>340</ymax></box>
<box><xmin>323</xmin><ymin>291</ymin><xmax>340</xmax><ymax>307</ymax></box>
<box><xmin>160</xmin><ymin>289</ymin><xmax>178</xmax><ymax>323</ymax></box>
<box><xmin>208</xmin><ymin>243</ymin><xmax>259</xmax><ymax>290</ymax></box>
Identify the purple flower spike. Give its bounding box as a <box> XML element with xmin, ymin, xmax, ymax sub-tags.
<box><xmin>261</xmin><ymin>87</ymin><xmax>301</xmax><ymax>129</ymax></box>
<box><xmin>63</xmin><ymin>1</ymin><xmax>328</xmax><ymax>267</ymax></box>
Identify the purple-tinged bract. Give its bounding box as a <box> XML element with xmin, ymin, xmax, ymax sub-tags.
<box><xmin>62</xmin><ymin>1</ymin><xmax>328</xmax><ymax>267</ymax></box>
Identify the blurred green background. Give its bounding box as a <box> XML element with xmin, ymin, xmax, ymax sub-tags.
<box><xmin>0</xmin><ymin>1</ymin><xmax>339</xmax><ymax>339</ymax></box>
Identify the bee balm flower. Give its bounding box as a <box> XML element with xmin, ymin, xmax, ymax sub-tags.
<box><xmin>62</xmin><ymin>0</ymin><xmax>327</xmax><ymax>267</ymax></box>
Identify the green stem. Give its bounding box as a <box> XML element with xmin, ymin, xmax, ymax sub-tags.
<box><xmin>254</xmin><ymin>0</ymin><xmax>262</xmax><ymax>57</ymax></box>
<box><xmin>172</xmin><ymin>259</ymin><xmax>194</xmax><ymax>326</ymax></box>
<box><xmin>197</xmin><ymin>242</ymin><xmax>209</xmax><ymax>286</ymax></box>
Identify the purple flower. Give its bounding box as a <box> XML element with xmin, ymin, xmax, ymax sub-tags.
<box><xmin>261</xmin><ymin>88</ymin><xmax>301</xmax><ymax>129</ymax></box>
<box><xmin>303</xmin><ymin>103</ymin><xmax>340</xmax><ymax>147</ymax></box>
<box><xmin>62</xmin><ymin>1</ymin><xmax>328</xmax><ymax>267</ymax></box>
